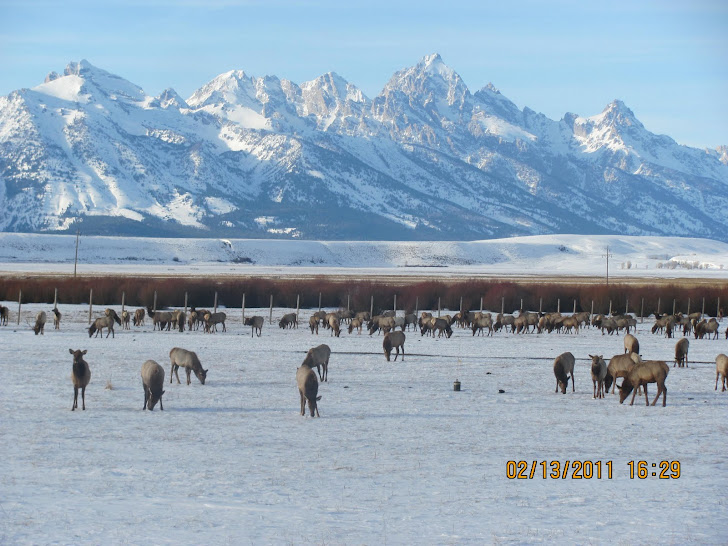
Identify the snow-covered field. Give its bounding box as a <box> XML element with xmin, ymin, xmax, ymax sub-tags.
<box><xmin>1</xmin><ymin>303</ymin><xmax>726</xmax><ymax>544</ymax></box>
<box><xmin>2</xmin><ymin>232</ymin><xmax>728</xmax><ymax>278</ymax></box>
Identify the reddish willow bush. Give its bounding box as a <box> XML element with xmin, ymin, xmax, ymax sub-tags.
<box><xmin>1</xmin><ymin>276</ymin><xmax>727</xmax><ymax>317</ymax></box>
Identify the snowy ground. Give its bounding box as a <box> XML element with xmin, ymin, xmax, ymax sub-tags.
<box><xmin>2</xmin><ymin>232</ymin><xmax>728</xmax><ymax>279</ymax></box>
<box><xmin>1</xmin><ymin>303</ymin><xmax>726</xmax><ymax>544</ymax></box>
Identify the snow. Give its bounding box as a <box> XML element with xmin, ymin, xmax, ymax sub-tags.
<box><xmin>476</xmin><ymin>113</ymin><xmax>537</xmax><ymax>142</ymax></box>
<box><xmin>1</xmin><ymin>301</ymin><xmax>726</xmax><ymax>544</ymax></box>
<box><xmin>1</xmin><ymin>233</ymin><xmax>728</xmax><ymax>279</ymax></box>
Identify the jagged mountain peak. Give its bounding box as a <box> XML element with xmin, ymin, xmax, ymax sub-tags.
<box><xmin>381</xmin><ymin>53</ymin><xmax>469</xmax><ymax>101</ymax></box>
<box><xmin>151</xmin><ymin>87</ymin><xmax>188</xmax><ymax>109</ymax></box>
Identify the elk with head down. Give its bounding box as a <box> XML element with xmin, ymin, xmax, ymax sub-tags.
<box><xmin>674</xmin><ymin>338</ymin><xmax>689</xmax><ymax>367</ymax></box>
<box><xmin>133</xmin><ymin>308</ymin><xmax>145</xmax><ymax>327</ymax></box>
<box><xmin>141</xmin><ymin>360</ymin><xmax>165</xmax><ymax>410</ymax></box>
<box><xmin>308</xmin><ymin>315</ymin><xmax>319</xmax><ymax>334</ymax></box>
<box><xmin>623</xmin><ymin>333</ymin><xmax>639</xmax><ymax>355</ymax></box>
<box><xmin>88</xmin><ymin>315</ymin><xmax>116</xmax><ymax>338</ymax></box>
<box><xmin>169</xmin><ymin>347</ymin><xmax>207</xmax><ymax>385</ymax></box>
<box><xmin>618</xmin><ymin>360</ymin><xmax>669</xmax><ymax>407</ymax></box>
<box><xmin>604</xmin><ymin>352</ymin><xmax>642</xmax><ymax>394</ymax></box>
<box><xmin>32</xmin><ymin>311</ymin><xmax>47</xmax><ymax>335</ymax></box>
<box><xmin>302</xmin><ymin>344</ymin><xmax>331</xmax><ymax>382</ymax></box>
<box><xmin>279</xmin><ymin>313</ymin><xmax>298</xmax><ymax>329</ymax></box>
<box><xmin>296</xmin><ymin>365</ymin><xmax>321</xmax><ymax>417</ymax></box>
<box><xmin>553</xmin><ymin>352</ymin><xmax>575</xmax><ymax>394</ymax></box>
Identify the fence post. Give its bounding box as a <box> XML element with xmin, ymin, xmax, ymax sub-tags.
<box><xmin>460</xmin><ymin>296</ymin><xmax>463</xmax><ymax>316</ymax></box>
<box><xmin>687</xmin><ymin>297</ymin><xmax>690</xmax><ymax>316</ymax></box>
<box><xmin>640</xmin><ymin>298</ymin><xmax>644</xmax><ymax>323</ymax></box>
<box><xmin>625</xmin><ymin>297</ymin><xmax>629</xmax><ymax>315</ymax></box>
<box><xmin>121</xmin><ymin>291</ymin><xmax>126</xmax><ymax>315</ymax></box>
<box><xmin>269</xmin><ymin>294</ymin><xmax>273</xmax><ymax>324</ymax></box>
<box><xmin>88</xmin><ymin>288</ymin><xmax>93</xmax><ymax>325</ymax></box>
<box><xmin>415</xmin><ymin>296</ymin><xmax>419</xmax><ymax>318</ymax></box>
<box><xmin>318</xmin><ymin>292</ymin><xmax>322</xmax><ymax>312</ymax></box>
<box><xmin>718</xmin><ymin>297</ymin><xmax>721</xmax><ymax>320</ymax></box>
<box><xmin>608</xmin><ymin>300</ymin><xmax>612</xmax><ymax>316</ymax></box>
<box><xmin>53</xmin><ymin>288</ymin><xmax>58</xmax><ymax>308</ymax></box>
<box><xmin>520</xmin><ymin>298</ymin><xmax>523</xmax><ymax>312</ymax></box>
<box><xmin>573</xmin><ymin>299</ymin><xmax>576</xmax><ymax>314</ymax></box>
<box><xmin>184</xmin><ymin>292</ymin><xmax>188</xmax><ymax>314</ymax></box>
<box><xmin>438</xmin><ymin>297</ymin><xmax>441</xmax><ymax>318</ymax></box>
<box><xmin>557</xmin><ymin>299</ymin><xmax>561</xmax><ymax>314</ymax></box>
<box><xmin>296</xmin><ymin>294</ymin><xmax>300</xmax><ymax>321</ymax></box>
<box><xmin>673</xmin><ymin>299</ymin><xmax>676</xmax><ymax>315</ymax></box>
<box><xmin>501</xmin><ymin>297</ymin><xmax>504</xmax><ymax>315</ymax></box>
<box><xmin>153</xmin><ymin>291</ymin><xmax>157</xmax><ymax>314</ymax></box>
<box><xmin>17</xmin><ymin>290</ymin><xmax>22</xmax><ymax>325</ymax></box>
<box><xmin>347</xmin><ymin>294</ymin><xmax>350</xmax><ymax>312</ymax></box>
<box><xmin>242</xmin><ymin>293</ymin><xmax>246</xmax><ymax>323</ymax></box>
<box><xmin>701</xmin><ymin>297</ymin><xmax>705</xmax><ymax>318</ymax></box>
<box><xmin>657</xmin><ymin>297</ymin><xmax>661</xmax><ymax>316</ymax></box>
<box><xmin>480</xmin><ymin>297</ymin><xmax>483</xmax><ymax>313</ymax></box>
<box><xmin>539</xmin><ymin>297</ymin><xmax>543</xmax><ymax>314</ymax></box>
<box><xmin>394</xmin><ymin>295</ymin><xmax>397</xmax><ymax>317</ymax></box>
<box><xmin>370</xmin><ymin>295</ymin><xmax>374</xmax><ymax>318</ymax></box>
<box><xmin>214</xmin><ymin>292</ymin><xmax>218</xmax><ymax>314</ymax></box>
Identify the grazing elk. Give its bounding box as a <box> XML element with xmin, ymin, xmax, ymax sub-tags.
<box><xmin>52</xmin><ymin>307</ymin><xmax>62</xmax><ymax>330</ymax></box>
<box><xmin>618</xmin><ymin>360</ymin><xmax>669</xmax><ymax>407</ymax></box>
<box><xmin>715</xmin><ymin>354</ymin><xmax>728</xmax><ymax>391</ymax></box>
<box><xmin>674</xmin><ymin>338</ymin><xmax>689</xmax><ymax>368</ymax></box>
<box><xmin>204</xmin><ymin>311</ymin><xmax>226</xmax><ymax>333</ymax></box>
<box><xmin>69</xmin><ymin>349</ymin><xmax>91</xmax><ymax>411</ymax></box>
<box><xmin>296</xmin><ymin>364</ymin><xmax>321</xmax><ymax>417</ymax></box>
<box><xmin>0</xmin><ymin>305</ymin><xmax>8</xmax><ymax>326</ymax></box>
<box><xmin>348</xmin><ymin>317</ymin><xmax>363</xmax><ymax>334</ymax></box>
<box><xmin>302</xmin><ymin>344</ymin><xmax>331</xmax><ymax>382</ymax></box>
<box><xmin>141</xmin><ymin>360</ymin><xmax>165</xmax><ymax>411</ymax></box>
<box><xmin>33</xmin><ymin>311</ymin><xmax>47</xmax><ymax>335</ymax></box>
<box><xmin>553</xmin><ymin>352</ymin><xmax>575</xmax><ymax>394</ymax></box>
<box><xmin>244</xmin><ymin>315</ymin><xmax>264</xmax><ymax>337</ymax></box>
<box><xmin>383</xmin><ymin>331</ymin><xmax>406</xmax><ymax>361</ymax></box>
<box><xmin>88</xmin><ymin>315</ymin><xmax>116</xmax><ymax>338</ymax></box>
<box><xmin>279</xmin><ymin>313</ymin><xmax>297</xmax><ymax>329</ymax></box>
<box><xmin>589</xmin><ymin>354</ymin><xmax>607</xmax><ymax>399</ymax></box>
<box><xmin>327</xmin><ymin>314</ymin><xmax>341</xmax><ymax>337</ymax></box>
<box><xmin>169</xmin><ymin>347</ymin><xmax>207</xmax><ymax>385</ymax></box>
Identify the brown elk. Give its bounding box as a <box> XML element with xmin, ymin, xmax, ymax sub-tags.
<box><xmin>383</xmin><ymin>331</ymin><xmax>406</xmax><ymax>361</ymax></box>
<box><xmin>52</xmin><ymin>307</ymin><xmax>62</xmax><ymax>330</ymax></box>
<box><xmin>141</xmin><ymin>360</ymin><xmax>165</xmax><ymax>410</ymax></box>
<box><xmin>296</xmin><ymin>365</ymin><xmax>321</xmax><ymax>417</ymax></box>
<box><xmin>674</xmin><ymin>338</ymin><xmax>689</xmax><ymax>368</ymax></box>
<box><xmin>618</xmin><ymin>360</ymin><xmax>669</xmax><ymax>407</ymax></box>
<box><xmin>169</xmin><ymin>347</ymin><xmax>207</xmax><ymax>385</ymax></box>
<box><xmin>553</xmin><ymin>352</ymin><xmax>575</xmax><ymax>394</ymax></box>
<box><xmin>590</xmin><ymin>354</ymin><xmax>607</xmax><ymax>399</ymax></box>
<box><xmin>715</xmin><ymin>354</ymin><xmax>728</xmax><ymax>391</ymax></box>
<box><xmin>69</xmin><ymin>349</ymin><xmax>91</xmax><ymax>411</ymax></box>
<box><xmin>302</xmin><ymin>344</ymin><xmax>331</xmax><ymax>382</ymax></box>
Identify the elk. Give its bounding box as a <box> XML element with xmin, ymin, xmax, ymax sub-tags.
<box><xmin>604</xmin><ymin>352</ymin><xmax>642</xmax><ymax>394</ymax></box>
<box><xmin>589</xmin><ymin>354</ymin><xmax>607</xmax><ymax>399</ymax></box>
<box><xmin>553</xmin><ymin>352</ymin><xmax>575</xmax><ymax>394</ymax></box>
<box><xmin>244</xmin><ymin>316</ymin><xmax>264</xmax><ymax>337</ymax></box>
<box><xmin>0</xmin><ymin>305</ymin><xmax>8</xmax><ymax>325</ymax></box>
<box><xmin>69</xmin><ymin>349</ymin><xmax>91</xmax><ymax>411</ymax></box>
<box><xmin>623</xmin><ymin>333</ymin><xmax>639</xmax><ymax>355</ymax></box>
<box><xmin>302</xmin><ymin>344</ymin><xmax>331</xmax><ymax>382</ymax></box>
<box><xmin>308</xmin><ymin>315</ymin><xmax>319</xmax><ymax>334</ymax></box>
<box><xmin>133</xmin><ymin>308</ymin><xmax>145</xmax><ymax>327</ymax></box>
<box><xmin>674</xmin><ymin>338</ymin><xmax>689</xmax><ymax>368</ymax></box>
<box><xmin>121</xmin><ymin>310</ymin><xmax>131</xmax><ymax>330</ymax></box>
<box><xmin>141</xmin><ymin>360</ymin><xmax>165</xmax><ymax>410</ymax></box>
<box><xmin>296</xmin><ymin>365</ymin><xmax>321</xmax><ymax>417</ymax></box>
<box><xmin>33</xmin><ymin>311</ymin><xmax>47</xmax><ymax>335</ymax></box>
<box><xmin>52</xmin><ymin>307</ymin><xmax>62</xmax><ymax>330</ymax></box>
<box><xmin>715</xmin><ymin>354</ymin><xmax>728</xmax><ymax>392</ymax></box>
<box><xmin>383</xmin><ymin>331</ymin><xmax>406</xmax><ymax>361</ymax></box>
<box><xmin>88</xmin><ymin>315</ymin><xmax>116</xmax><ymax>338</ymax></box>
<box><xmin>618</xmin><ymin>360</ymin><xmax>669</xmax><ymax>407</ymax></box>
<box><xmin>169</xmin><ymin>347</ymin><xmax>207</xmax><ymax>385</ymax></box>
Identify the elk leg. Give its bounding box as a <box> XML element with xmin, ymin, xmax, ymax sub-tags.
<box><xmin>300</xmin><ymin>390</ymin><xmax>305</xmax><ymax>416</ymax></box>
<box><xmin>186</xmin><ymin>368</ymin><xmax>192</xmax><ymax>385</ymax></box>
<box><xmin>629</xmin><ymin>385</ymin><xmax>639</xmax><ymax>406</ymax></box>
<box><xmin>571</xmin><ymin>372</ymin><xmax>575</xmax><ymax>392</ymax></box>
<box><xmin>72</xmin><ymin>386</ymin><xmax>78</xmax><ymax>410</ymax></box>
<box><xmin>651</xmin><ymin>386</ymin><xmax>661</xmax><ymax>406</ymax></box>
<box><xmin>143</xmin><ymin>386</ymin><xmax>148</xmax><ymax>410</ymax></box>
<box><xmin>81</xmin><ymin>386</ymin><xmax>86</xmax><ymax>410</ymax></box>
<box><xmin>644</xmin><ymin>384</ymin><xmax>650</xmax><ymax>406</ymax></box>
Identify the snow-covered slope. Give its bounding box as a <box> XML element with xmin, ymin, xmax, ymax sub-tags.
<box><xmin>1</xmin><ymin>55</ymin><xmax>726</xmax><ymax>240</ymax></box>
<box><xmin>2</xmin><ymin>232</ymin><xmax>727</xmax><ymax>279</ymax></box>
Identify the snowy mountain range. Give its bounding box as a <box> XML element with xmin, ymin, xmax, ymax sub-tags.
<box><xmin>1</xmin><ymin>54</ymin><xmax>727</xmax><ymax>240</ymax></box>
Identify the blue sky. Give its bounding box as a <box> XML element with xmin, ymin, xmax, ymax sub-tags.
<box><xmin>1</xmin><ymin>0</ymin><xmax>726</xmax><ymax>148</ymax></box>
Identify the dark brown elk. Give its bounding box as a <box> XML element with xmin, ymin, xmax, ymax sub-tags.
<box><xmin>618</xmin><ymin>360</ymin><xmax>669</xmax><ymax>407</ymax></box>
<box><xmin>169</xmin><ymin>347</ymin><xmax>207</xmax><ymax>385</ymax></box>
<box><xmin>69</xmin><ymin>349</ymin><xmax>91</xmax><ymax>411</ymax></box>
<box><xmin>0</xmin><ymin>305</ymin><xmax>8</xmax><ymax>325</ymax></box>
<box><xmin>308</xmin><ymin>315</ymin><xmax>319</xmax><ymax>334</ymax></box>
<box><xmin>674</xmin><ymin>338</ymin><xmax>689</xmax><ymax>367</ymax></box>
<box><xmin>133</xmin><ymin>308</ymin><xmax>145</xmax><ymax>327</ymax></box>
<box><xmin>279</xmin><ymin>313</ymin><xmax>297</xmax><ymax>329</ymax></box>
<box><xmin>553</xmin><ymin>352</ymin><xmax>575</xmax><ymax>394</ymax></box>
<box><xmin>296</xmin><ymin>365</ymin><xmax>321</xmax><ymax>417</ymax></box>
<box><xmin>141</xmin><ymin>360</ymin><xmax>165</xmax><ymax>410</ymax></box>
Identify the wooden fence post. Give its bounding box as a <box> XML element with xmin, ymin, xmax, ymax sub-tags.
<box><xmin>673</xmin><ymin>299</ymin><xmax>676</xmax><ymax>315</ymax></box>
<box><xmin>480</xmin><ymin>297</ymin><xmax>483</xmax><ymax>313</ymax></box>
<box><xmin>640</xmin><ymin>298</ymin><xmax>644</xmax><ymax>323</ymax></box>
<box><xmin>318</xmin><ymin>292</ymin><xmax>322</xmax><ymax>312</ymax></box>
<box><xmin>121</xmin><ymin>291</ymin><xmax>125</xmax><ymax>315</ymax></box>
<box><xmin>540</xmin><ymin>297</ymin><xmax>543</xmax><ymax>314</ymax></box>
<box><xmin>153</xmin><ymin>291</ymin><xmax>157</xmax><ymax>314</ymax></box>
<box><xmin>269</xmin><ymin>294</ymin><xmax>273</xmax><ymax>324</ymax></box>
<box><xmin>501</xmin><ymin>297</ymin><xmax>504</xmax><ymax>315</ymax></box>
<box><xmin>17</xmin><ymin>290</ymin><xmax>22</xmax><ymax>325</ymax></box>
<box><xmin>296</xmin><ymin>294</ymin><xmax>300</xmax><ymax>321</ymax></box>
<box><xmin>370</xmin><ymin>295</ymin><xmax>374</xmax><ymax>318</ymax></box>
<box><xmin>438</xmin><ymin>297</ymin><xmax>441</xmax><ymax>318</ymax></box>
<box><xmin>460</xmin><ymin>297</ymin><xmax>463</xmax><ymax>316</ymax></box>
<box><xmin>242</xmin><ymin>293</ymin><xmax>246</xmax><ymax>323</ymax></box>
<box><xmin>88</xmin><ymin>288</ymin><xmax>93</xmax><ymax>325</ymax></box>
<box><xmin>53</xmin><ymin>288</ymin><xmax>58</xmax><ymax>308</ymax></box>
<box><xmin>590</xmin><ymin>300</ymin><xmax>594</xmax><ymax>319</ymax></box>
<box><xmin>657</xmin><ymin>297</ymin><xmax>661</xmax><ymax>316</ymax></box>
<box><xmin>415</xmin><ymin>296</ymin><xmax>419</xmax><ymax>318</ymax></box>
<box><xmin>394</xmin><ymin>295</ymin><xmax>397</xmax><ymax>317</ymax></box>
<box><xmin>573</xmin><ymin>299</ymin><xmax>576</xmax><ymax>314</ymax></box>
<box><xmin>214</xmin><ymin>292</ymin><xmax>218</xmax><ymax>314</ymax></box>
<box><xmin>184</xmin><ymin>292</ymin><xmax>188</xmax><ymax>314</ymax></box>
<box><xmin>557</xmin><ymin>299</ymin><xmax>561</xmax><ymax>314</ymax></box>
<box><xmin>701</xmin><ymin>297</ymin><xmax>705</xmax><ymax>318</ymax></box>
<box><xmin>687</xmin><ymin>297</ymin><xmax>690</xmax><ymax>316</ymax></box>
<box><xmin>625</xmin><ymin>297</ymin><xmax>629</xmax><ymax>315</ymax></box>
<box><xmin>520</xmin><ymin>298</ymin><xmax>523</xmax><ymax>312</ymax></box>
<box><xmin>608</xmin><ymin>300</ymin><xmax>612</xmax><ymax>316</ymax></box>
<box><xmin>347</xmin><ymin>294</ymin><xmax>350</xmax><ymax>312</ymax></box>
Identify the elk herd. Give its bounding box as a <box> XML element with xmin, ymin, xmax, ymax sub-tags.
<box><xmin>3</xmin><ymin>300</ymin><xmax>728</xmax><ymax>416</ymax></box>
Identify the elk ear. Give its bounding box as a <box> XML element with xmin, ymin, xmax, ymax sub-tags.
<box><xmin>82</xmin><ymin>350</ymin><xmax>87</xmax><ymax>355</ymax></box>
<box><xmin>161</xmin><ymin>390</ymin><xmax>165</xmax><ymax>395</ymax></box>
<box><xmin>204</xmin><ymin>369</ymin><xmax>209</xmax><ymax>373</ymax></box>
<box><xmin>316</xmin><ymin>396</ymin><xmax>322</xmax><ymax>401</ymax></box>
<box><xmin>69</xmin><ymin>348</ymin><xmax>73</xmax><ymax>354</ymax></box>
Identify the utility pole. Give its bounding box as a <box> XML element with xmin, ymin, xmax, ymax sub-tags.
<box><xmin>602</xmin><ymin>246</ymin><xmax>613</xmax><ymax>287</ymax></box>
<box><xmin>73</xmin><ymin>229</ymin><xmax>80</xmax><ymax>278</ymax></box>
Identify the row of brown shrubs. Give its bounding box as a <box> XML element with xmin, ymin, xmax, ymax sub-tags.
<box><xmin>2</xmin><ymin>276</ymin><xmax>727</xmax><ymax>317</ymax></box>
